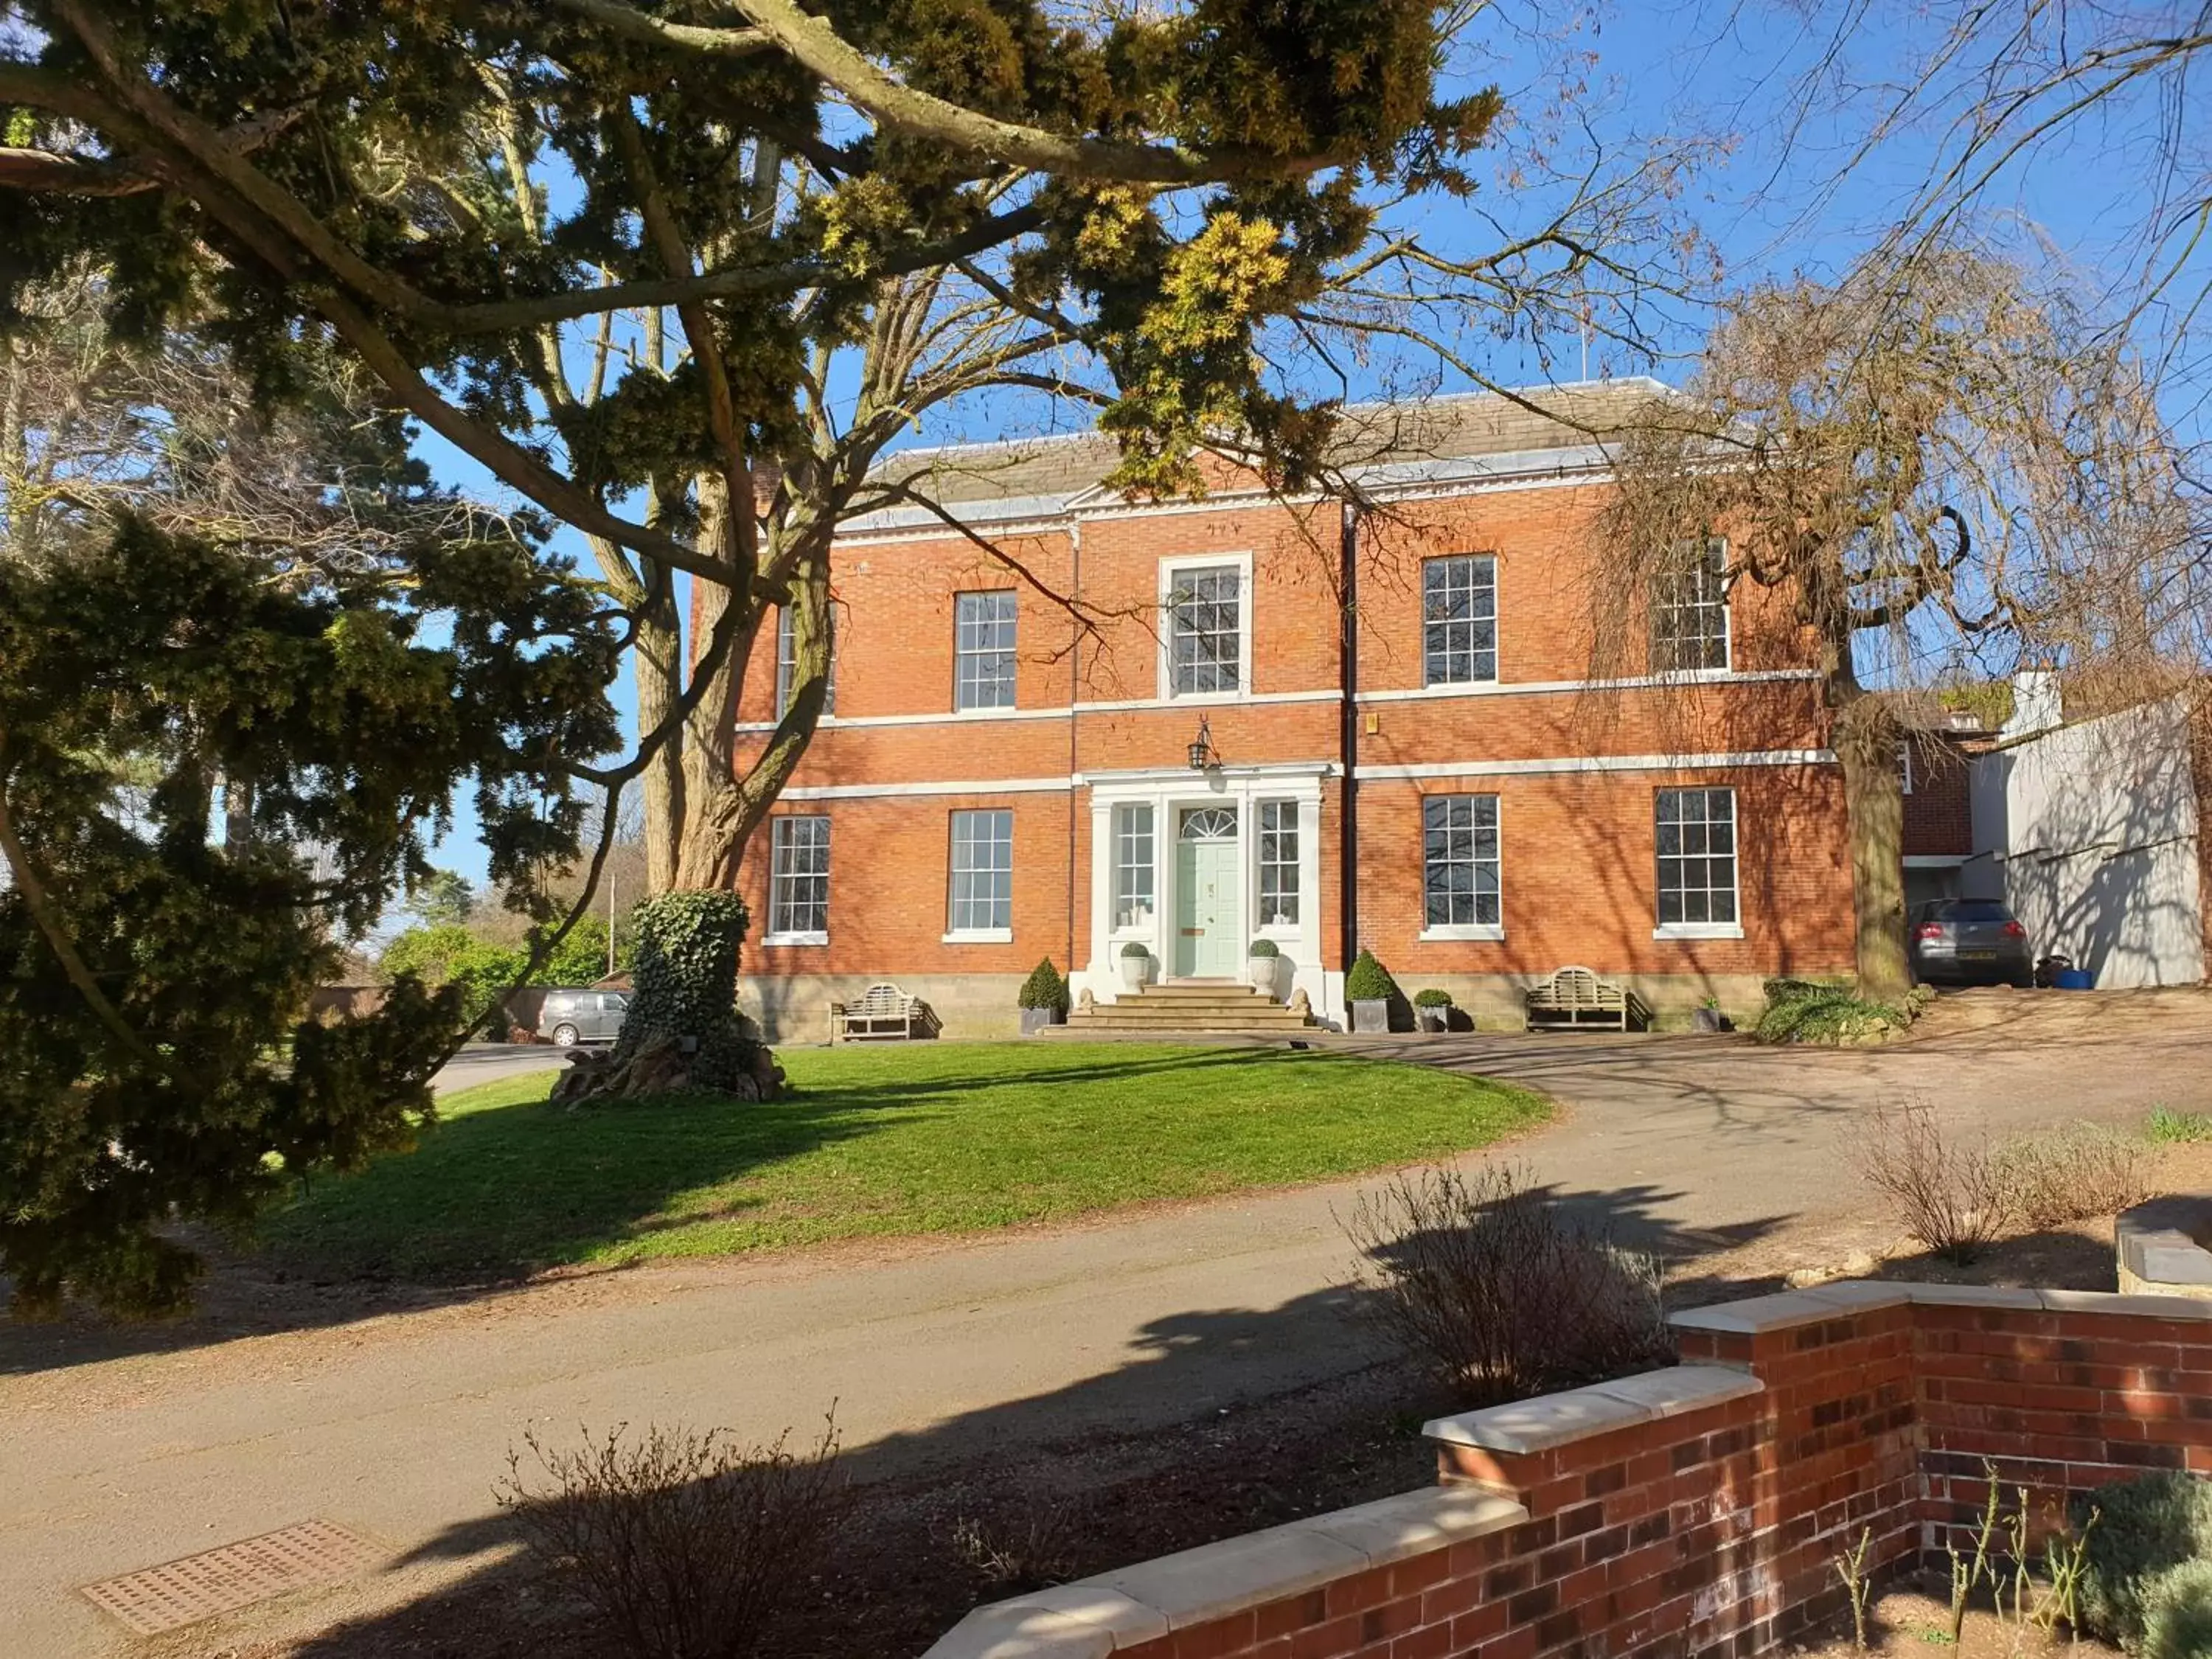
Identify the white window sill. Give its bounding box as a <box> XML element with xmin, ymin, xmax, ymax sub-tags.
<box><xmin>762</xmin><ymin>931</ymin><xmax>829</xmax><ymax>947</ymax></box>
<box><xmin>1652</xmin><ymin>924</ymin><xmax>1745</xmax><ymax>941</ymax></box>
<box><xmin>951</xmin><ymin>702</ymin><xmax>1019</xmax><ymax>717</ymax></box>
<box><xmin>1420</xmin><ymin>925</ymin><xmax>1506</xmax><ymax>943</ymax></box>
<box><xmin>942</xmin><ymin>928</ymin><xmax>1014</xmax><ymax>945</ymax></box>
<box><xmin>1420</xmin><ymin>676</ymin><xmax>1501</xmax><ymax>693</ymax></box>
<box><xmin>1159</xmin><ymin>687</ymin><xmax>1247</xmax><ymax>704</ymax></box>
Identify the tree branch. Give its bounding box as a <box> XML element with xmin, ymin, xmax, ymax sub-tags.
<box><xmin>0</xmin><ymin>755</ymin><xmax>172</xmax><ymax>1076</ymax></box>
<box><xmin>720</xmin><ymin>0</ymin><xmax>1352</xmax><ymax>184</ymax></box>
<box><xmin>552</xmin><ymin>0</ymin><xmax>771</xmax><ymax>57</ymax></box>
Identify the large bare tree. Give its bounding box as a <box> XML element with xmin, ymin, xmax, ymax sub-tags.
<box><xmin>1591</xmin><ymin>247</ymin><xmax>2197</xmax><ymax>1000</ymax></box>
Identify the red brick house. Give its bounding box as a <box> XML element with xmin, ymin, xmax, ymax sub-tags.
<box><xmin>727</xmin><ymin>381</ymin><xmax>1857</xmax><ymax>1037</ymax></box>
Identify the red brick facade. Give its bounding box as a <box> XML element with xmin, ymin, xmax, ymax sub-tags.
<box><xmin>726</xmin><ymin>403</ymin><xmax>1860</xmax><ymax>1036</ymax></box>
<box><xmin>928</xmin><ymin>1284</ymin><xmax>2212</xmax><ymax>1659</ymax></box>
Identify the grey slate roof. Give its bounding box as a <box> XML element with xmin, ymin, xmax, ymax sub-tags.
<box><xmin>849</xmin><ymin>378</ymin><xmax>1678</xmax><ymax>532</ymax></box>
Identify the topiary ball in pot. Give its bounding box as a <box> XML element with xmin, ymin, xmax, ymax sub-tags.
<box><xmin>1018</xmin><ymin>957</ymin><xmax>1070</xmax><ymax>1032</ymax></box>
<box><xmin>1346</xmin><ymin>950</ymin><xmax>1399</xmax><ymax>1034</ymax></box>
<box><xmin>1118</xmin><ymin>939</ymin><xmax>1150</xmax><ymax>990</ymax></box>
<box><xmin>1413</xmin><ymin>987</ymin><xmax>1453</xmax><ymax>1032</ymax></box>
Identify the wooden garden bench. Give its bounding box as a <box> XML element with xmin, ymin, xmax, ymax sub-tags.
<box><xmin>1525</xmin><ymin>966</ymin><xmax>1652</xmax><ymax>1033</ymax></box>
<box><xmin>829</xmin><ymin>982</ymin><xmax>931</xmax><ymax>1043</ymax></box>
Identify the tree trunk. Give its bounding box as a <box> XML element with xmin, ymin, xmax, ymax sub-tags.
<box><xmin>635</xmin><ymin>596</ymin><xmax>686</xmax><ymax>896</ymax></box>
<box><xmin>1834</xmin><ymin>691</ymin><xmax>1910</xmax><ymax>1004</ymax></box>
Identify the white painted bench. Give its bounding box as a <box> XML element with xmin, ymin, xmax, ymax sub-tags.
<box><xmin>829</xmin><ymin>982</ymin><xmax>929</xmax><ymax>1043</ymax></box>
<box><xmin>1525</xmin><ymin>966</ymin><xmax>1652</xmax><ymax>1032</ymax></box>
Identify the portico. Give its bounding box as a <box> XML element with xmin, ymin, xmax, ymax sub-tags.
<box><xmin>1076</xmin><ymin>762</ymin><xmax>1338</xmax><ymax>1020</ymax></box>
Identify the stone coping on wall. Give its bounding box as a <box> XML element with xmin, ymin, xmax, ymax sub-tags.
<box><xmin>2117</xmin><ymin>1196</ymin><xmax>2212</xmax><ymax>1299</ymax></box>
<box><xmin>919</xmin><ymin>1281</ymin><xmax>2212</xmax><ymax>1659</ymax></box>
<box><xmin>1665</xmin><ymin>1276</ymin><xmax>2212</xmax><ymax>1335</ymax></box>
<box><xmin>922</xmin><ymin>1488</ymin><xmax>1529</xmax><ymax>1659</ymax></box>
<box><xmin>1422</xmin><ymin>1364</ymin><xmax>1762</xmax><ymax>1454</ymax></box>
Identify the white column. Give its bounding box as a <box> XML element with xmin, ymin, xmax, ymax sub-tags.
<box><xmin>1085</xmin><ymin>799</ymin><xmax>1116</xmax><ymax>1001</ymax></box>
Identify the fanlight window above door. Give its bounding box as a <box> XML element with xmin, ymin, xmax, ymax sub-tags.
<box><xmin>1180</xmin><ymin>807</ymin><xmax>1239</xmax><ymax>841</ymax></box>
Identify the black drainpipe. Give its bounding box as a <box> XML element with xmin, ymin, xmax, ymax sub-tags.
<box><xmin>1064</xmin><ymin>519</ymin><xmax>1082</xmax><ymax>975</ymax></box>
<box><xmin>1338</xmin><ymin>498</ymin><xmax>1360</xmax><ymax>974</ymax></box>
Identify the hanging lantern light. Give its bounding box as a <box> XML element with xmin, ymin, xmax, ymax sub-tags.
<box><xmin>1186</xmin><ymin>714</ymin><xmax>1217</xmax><ymax>771</ymax></box>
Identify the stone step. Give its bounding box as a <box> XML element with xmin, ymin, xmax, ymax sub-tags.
<box><xmin>1085</xmin><ymin>995</ymin><xmax>1296</xmax><ymax>1010</ymax></box>
<box><xmin>1063</xmin><ymin>1010</ymin><xmax>1313</xmax><ymax>1029</ymax></box>
<box><xmin>1119</xmin><ymin>987</ymin><xmax>1278</xmax><ymax>1003</ymax></box>
<box><xmin>1052</xmin><ymin>1018</ymin><xmax>1314</xmax><ymax>1034</ymax></box>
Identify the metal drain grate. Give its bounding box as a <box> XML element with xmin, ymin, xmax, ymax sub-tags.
<box><xmin>80</xmin><ymin>1520</ymin><xmax>381</xmax><ymax>1635</ymax></box>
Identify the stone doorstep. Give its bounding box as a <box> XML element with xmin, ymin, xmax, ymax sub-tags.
<box><xmin>920</xmin><ymin>1489</ymin><xmax>1527</xmax><ymax>1659</ymax></box>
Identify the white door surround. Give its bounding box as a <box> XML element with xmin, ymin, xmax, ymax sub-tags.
<box><xmin>1077</xmin><ymin>762</ymin><xmax>1339</xmax><ymax>1022</ymax></box>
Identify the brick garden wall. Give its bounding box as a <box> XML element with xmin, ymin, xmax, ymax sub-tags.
<box><xmin>926</xmin><ymin>1284</ymin><xmax>2212</xmax><ymax>1659</ymax></box>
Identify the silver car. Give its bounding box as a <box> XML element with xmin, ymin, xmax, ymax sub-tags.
<box><xmin>1910</xmin><ymin>900</ymin><xmax>2034</xmax><ymax>988</ymax></box>
<box><xmin>538</xmin><ymin>988</ymin><xmax>629</xmax><ymax>1046</ymax></box>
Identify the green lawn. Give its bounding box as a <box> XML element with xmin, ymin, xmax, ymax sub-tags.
<box><xmin>262</xmin><ymin>1043</ymin><xmax>1547</xmax><ymax>1281</ymax></box>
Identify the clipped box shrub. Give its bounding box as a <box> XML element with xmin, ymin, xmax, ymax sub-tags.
<box><xmin>1016</xmin><ymin>957</ymin><xmax>1069</xmax><ymax>1013</ymax></box>
<box><xmin>1345</xmin><ymin>949</ymin><xmax>1399</xmax><ymax>1002</ymax></box>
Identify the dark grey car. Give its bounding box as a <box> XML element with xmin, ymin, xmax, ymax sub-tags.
<box><xmin>538</xmin><ymin>988</ymin><xmax>629</xmax><ymax>1046</ymax></box>
<box><xmin>1910</xmin><ymin>899</ymin><xmax>2034</xmax><ymax>988</ymax></box>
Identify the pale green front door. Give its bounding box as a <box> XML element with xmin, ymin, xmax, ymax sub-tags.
<box><xmin>1174</xmin><ymin>807</ymin><xmax>1242</xmax><ymax>977</ymax></box>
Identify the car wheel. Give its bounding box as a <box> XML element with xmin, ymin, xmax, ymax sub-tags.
<box><xmin>552</xmin><ymin>1023</ymin><xmax>580</xmax><ymax>1047</ymax></box>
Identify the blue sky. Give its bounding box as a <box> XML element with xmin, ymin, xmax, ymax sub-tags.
<box><xmin>414</xmin><ymin>0</ymin><xmax>2196</xmax><ymax>888</ymax></box>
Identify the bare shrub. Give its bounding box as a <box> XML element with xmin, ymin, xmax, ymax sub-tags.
<box><xmin>494</xmin><ymin>1417</ymin><xmax>845</xmax><ymax>1659</ymax></box>
<box><xmin>1992</xmin><ymin>1123</ymin><xmax>2155</xmax><ymax>1230</ymax></box>
<box><xmin>1343</xmin><ymin>1162</ymin><xmax>1673</xmax><ymax>1405</ymax></box>
<box><xmin>1851</xmin><ymin>1099</ymin><xmax>2014</xmax><ymax>1262</ymax></box>
<box><xmin>947</xmin><ymin>1501</ymin><xmax>1080</xmax><ymax>1592</ymax></box>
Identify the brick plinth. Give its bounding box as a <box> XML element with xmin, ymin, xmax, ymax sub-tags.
<box><xmin>925</xmin><ymin>1284</ymin><xmax>2212</xmax><ymax>1659</ymax></box>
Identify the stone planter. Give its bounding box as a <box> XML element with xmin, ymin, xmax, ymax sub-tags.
<box><xmin>1351</xmin><ymin>998</ymin><xmax>1391</xmax><ymax>1034</ymax></box>
<box><xmin>1119</xmin><ymin>953</ymin><xmax>1150</xmax><ymax>992</ymax></box>
<box><xmin>1692</xmin><ymin>1006</ymin><xmax>1729</xmax><ymax>1033</ymax></box>
<box><xmin>1416</xmin><ymin>1006</ymin><xmax>1449</xmax><ymax>1034</ymax></box>
<box><xmin>1247</xmin><ymin>954</ymin><xmax>1280</xmax><ymax>997</ymax></box>
<box><xmin>1019</xmin><ymin>1006</ymin><xmax>1066</xmax><ymax>1035</ymax></box>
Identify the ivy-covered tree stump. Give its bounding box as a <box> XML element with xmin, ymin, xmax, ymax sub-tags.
<box><xmin>551</xmin><ymin>892</ymin><xmax>783</xmax><ymax>1104</ymax></box>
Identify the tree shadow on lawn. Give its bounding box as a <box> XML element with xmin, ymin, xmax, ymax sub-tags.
<box><xmin>262</xmin><ymin>1183</ymin><xmax>1796</xmax><ymax>1659</ymax></box>
<box><xmin>0</xmin><ymin>1046</ymin><xmax>1485</xmax><ymax>1374</ymax></box>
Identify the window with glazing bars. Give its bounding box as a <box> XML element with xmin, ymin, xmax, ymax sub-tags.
<box><xmin>1422</xmin><ymin>555</ymin><xmax>1498</xmax><ymax>685</ymax></box>
<box><xmin>947</xmin><ymin>810</ymin><xmax>1014</xmax><ymax>933</ymax></box>
<box><xmin>776</xmin><ymin>605</ymin><xmax>836</xmax><ymax>715</ymax></box>
<box><xmin>1649</xmin><ymin>539</ymin><xmax>1729</xmax><ymax>672</ymax></box>
<box><xmin>1257</xmin><ymin>801</ymin><xmax>1300</xmax><ymax>926</ymax></box>
<box><xmin>1112</xmin><ymin>804</ymin><xmax>1155</xmax><ymax>930</ymax></box>
<box><xmin>768</xmin><ymin>816</ymin><xmax>830</xmax><ymax>936</ymax></box>
<box><xmin>1655</xmin><ymin>787</ymin><xmax>1738</xmax><ymax>927</ymax></box>
<box><xmin>1422</xmin><ymin>795</ymin><xmax>1500</xmax><ymax>928</ymax></box>
<box><xmin>1166</xmin><ymin>566</ymin><xmax>1241</xmax><ymax>695</ymax></box>
<box><xmin>954</xmin><ymin>591</ymin><xmax>1018</xmax><ymax>709</ymax></box>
